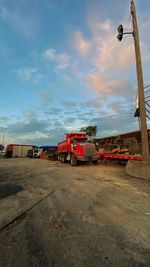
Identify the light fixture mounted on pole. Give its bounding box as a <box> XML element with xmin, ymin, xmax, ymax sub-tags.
<box><xmin>117</xmin><ymin>24</ymin><xmax>133</xmax><ymax>41</ymax></box>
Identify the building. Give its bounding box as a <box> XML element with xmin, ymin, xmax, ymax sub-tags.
<box><xmin>93</xmin><ymin>129</ymin><xmax>150</xmax><ymax>155</ymax></box>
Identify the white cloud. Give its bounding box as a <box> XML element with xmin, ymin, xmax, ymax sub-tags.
<box><xmin>87</xmin><ymin>73</ymin><xmax>110</xmax><ymax>94</ymax></box>
<box><xmin>42</xmin><ymin>48</ymin><xmax>71</xmax><ymax>70</ymax></box>
<box><xmin>86</xmin><ymin>71</ymin><xmax>133</xmax><ymax>99</ymax></box>
<box><xmin>89</xmin><ymin>19</ymin><xmax>135</xmax><ymax>71</ymax></box>
<box><xmin>55</xmin><ymin>53</ymin><xmax>70</xmax><ymax>70</ymax></box>
<box><xmin>42</xmin><ymin>48</ymin><xmax>56</xmax><ymax>61</ymax></box>
<box><xmin>89</xmin><ymin>18</ymin><xmax>150</xmax><ymax>72</ymax></box>
<box><xmin>73</xmin><ymin>30</ymin><xmax>91</xmax><ymax>56</ymax></box>
<box><xmin>16</xmin><ymin>67</ymin><xmax>42</xmax><ymax>83</ymax></box>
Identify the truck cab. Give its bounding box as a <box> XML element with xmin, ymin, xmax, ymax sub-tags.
<box><xmin>32</xmin><ymin>148</ymin><xmax>43</xmax><ymax>158</ymax></box>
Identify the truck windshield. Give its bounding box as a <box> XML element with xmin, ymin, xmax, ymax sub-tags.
<box><xmin>74</xmin><ymin>139</ymin><xmax>87</xmax><ymax>143</ymax></box>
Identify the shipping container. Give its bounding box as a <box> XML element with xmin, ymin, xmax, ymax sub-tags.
<box><xmin>12</xmin><ymin>145</ymin><xmax>33</xmax><ymax>157</ymax></box>
<box><xmin>6</xmin><ymin>144</ymin><xmax>35</xmax><ymax>158</ymax></box>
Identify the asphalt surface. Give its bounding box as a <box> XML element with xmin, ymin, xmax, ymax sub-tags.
<box><xmin>0</xmin><ymin>158</ymin><xmax>150</xmax><ymax>267</ymax></box>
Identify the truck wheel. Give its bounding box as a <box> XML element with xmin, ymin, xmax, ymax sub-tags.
<box><xmin>93</xmin><ymin>160</ymin><xmax>98</xmax><ymax>164</ymax></box>
<box><xmin>59</xmin><ymin>155</ymin><xmax>63</xmax><ymax>162</ymax></box>
<box><xmin>71</xmin><ymin>155</ymin><xmax>77</xmax><ymax>166</ymax></box>
<box><xmin>62</xmin><ymin>154</ymin><xmax>67</xmax><ymax>163</ymax></box>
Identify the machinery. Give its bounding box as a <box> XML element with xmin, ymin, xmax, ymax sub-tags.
<box><xmin>58</xmin><ymin>132</ymin><xmax>99</xmax><ymax>166</ymax></box>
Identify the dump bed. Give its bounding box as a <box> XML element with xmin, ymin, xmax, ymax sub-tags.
<box><xmin>58</xmin><ymin>140</ymin><xmax>70</xmax><ymax>153</ymax></box>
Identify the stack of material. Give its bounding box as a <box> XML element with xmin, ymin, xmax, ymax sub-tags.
<box><xmin>40</xmin><ymin>152</ymin><xmax>48</xmax><ymax>159</ymax></box>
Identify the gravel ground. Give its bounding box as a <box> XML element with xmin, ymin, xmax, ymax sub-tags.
<box><xmin>0</xmin><ymin>158</ymin><xmax>150</xmax><ymax>267</ymax></box>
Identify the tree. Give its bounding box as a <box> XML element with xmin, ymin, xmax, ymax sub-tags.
<box><xmin>80</xmin><ymin>125</ymin><xmax>97</xmax><ymax>137</ymax></box>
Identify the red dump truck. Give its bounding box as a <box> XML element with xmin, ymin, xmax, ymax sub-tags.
<box><xmin>58</xmin><ymin>132</ymin><xmax>99</xmax><ymax>166</ymax></box>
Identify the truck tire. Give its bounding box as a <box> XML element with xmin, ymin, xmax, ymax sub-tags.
<box><xmin>60</xmin><ymin>154</ymin><xmax>66</xmax><ymax>163</ymax></box>
<box><xmin>93</xmin><ymin>160</ymin><xmax>98</xmax><ymax>164</ymax></box>
<box><xmin>62</xmin><ymin>154</ymin><xmax>67</xmax><ymax>163</ymax></box>
<box><xmin>71</xmin><ymin>155</ymin><xmax>77</xmax><ymax>166</ymax></box>
<box><xmin>60</xmin><ymin>155</ymin><xmax>63</xmax><ymax>163</ymax></box>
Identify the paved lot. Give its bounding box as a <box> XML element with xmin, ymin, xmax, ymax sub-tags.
<box><xmin>0</xmin><ymin>158</ymin><xmax>150</xmax><ymax>267</ymax></box>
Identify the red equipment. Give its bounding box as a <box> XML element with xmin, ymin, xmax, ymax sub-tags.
<box><xmin>102</xmin><ymin>153</ymin><xmax>143</xmax><ymax>162</ymax></box>
<box><xmin>58</xmin><ymin>132</ymin><xmax>99</xmax><ymax>166</ymax></box>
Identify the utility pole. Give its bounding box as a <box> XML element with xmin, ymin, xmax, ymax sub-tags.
<box><xmin>131</xmin><ymin>0</ymin><xmax>149</xmax><ymax>161</ymax></box>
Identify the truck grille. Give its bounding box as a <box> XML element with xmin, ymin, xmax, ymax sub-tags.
<box><xmin>84</xmin><ymin>145</ymin><xmax>95</xmax><ymax>156</ymax></box>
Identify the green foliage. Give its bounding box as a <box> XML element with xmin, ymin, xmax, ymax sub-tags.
<box><xmin>80</xmin><ymin>125</ymin><xmax>97</xmax><ymax>137</ymax></box>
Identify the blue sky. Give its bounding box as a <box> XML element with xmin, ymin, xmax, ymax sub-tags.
<box><xmin>0</xmin><ymin>0</ymin><xmax>150</xmax><ymax>146</ymax></box>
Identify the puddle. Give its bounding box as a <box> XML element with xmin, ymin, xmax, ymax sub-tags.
<box><xmin>0</xmin><ymin>183</ymin><xmax>23</xmax><ymax>199</ymax></box>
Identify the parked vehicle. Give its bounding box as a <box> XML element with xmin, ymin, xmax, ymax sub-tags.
<box><xmin>27</xmin><ymin>149</ymin><xmax>33</xmax><ymax>158</ymax></box>
<box><xmin>58</xmin><ymin>132</ymin><xmax>99</xmax><ymax>166</ymax></box>
<box><xmin>47</xmin><ymin>146</ymin><xmax>58</xmax><ymax>160</ymax></box>
<box><xmin>6</xmin><ymin>144</ymin><xmax>35</xmax><ymax>158</ymax></box>
<box><xmin>32</xmin><ymin>148</ymin><xmax>43</xmax><ymax>158</ymax></box>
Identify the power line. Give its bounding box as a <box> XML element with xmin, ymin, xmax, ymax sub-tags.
<box><xmin>144</xmin><ymin>84</ymin><xmax>150</xmax><ymax>90</ymax></box>
<box><xmin>145</xmin><ymin>88</ymin><xmax>150</xmax><ymax>94</ymax></box>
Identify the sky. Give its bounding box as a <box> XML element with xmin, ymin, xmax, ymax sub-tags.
<box><xmin>0</xmin><ymin>0</ymin><xmax>150</xmax><ymax>146</ymax></box>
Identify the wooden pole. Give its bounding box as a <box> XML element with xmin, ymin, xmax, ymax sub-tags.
<box><xmin>131</xmin><ymin>0</ymin><xmax>149</xmax><ymax>161</ymax></box>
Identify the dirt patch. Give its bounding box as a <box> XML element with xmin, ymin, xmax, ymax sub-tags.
<box><xmin>0</xmin><ymin>158</ymin><xmax>150</xmax><ymax>267</ymax></box>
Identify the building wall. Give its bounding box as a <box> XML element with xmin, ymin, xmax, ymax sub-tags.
<box><xmin>94</xmin><ymin>130</ymin><xmax>150</xmax><ymax>154</ymax></box>
<box><xmin>12</xmin><ymin>145</ymin><xmax>33</xmax><ymax>157</ymax></box>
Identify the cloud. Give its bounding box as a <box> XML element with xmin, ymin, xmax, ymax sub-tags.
<box><xmin>38</xmin><ymin>89</ymin><xmax>53</xmax><ymax>107</ymax></box>
<box><xmin>60</xmin><ymin>99</ymin><xmax>77</xmax><ymax>108</ymax></box>
<box><xmin>55</xmin><ymin>53</ymin><xmax>71</xmax><ymax>70</ymax></box>
<box><xmin>0</xmin><ymin>112</ymin><xmax>64</xmax><ymax>145</ymax></box>
<box><xmin>89</xmin><ymin>18</ymin><xmax>150</xmax><ymax>73</ymax></box>
<box><xmin>86</xmin><ymin>73</ymin><xmax>110</xmax><ymax>94</ymax></box>
<box><xmin>73</xmin><ymin>31</ymin><xmax>91</xmax><ymax>56</ymax></box>
<box><xmin>0</xmin><ymin>2</ymin><xmax>39</xmax><ymax>39</ymax></box>
<box><xmin>42</xmin><ymin>48</ymin><xmax>56</xmax><ymax>61</ymax></box>
<box><xmin>7</xmin><ymin>119</ymin><xmax>48</xmax><ymax>135</ymax></box>
<box><xmin>81</xmin><ymin>98</ymin><xmax>105</xmax><ymax>109</ymax></box>
<box><xmin>117</xmin><ymin>43</ymin><xmax>134</xmax><ymax>69</ymax></box>
<box><xmin>45</xmin><ymin>108</ymin><xmax>62</xmax><ymax>115</ymax></box>
<box><xmin>86</xmin><ymin>71</ymin><xmax>134</xmax><ymax>100</ymax></box>
<box><xmin>64</xmin><ymin>117</ymin><xmax>76</xmax><ymax>125</ymax></box>
<box><xmin>141</xmin><ymin>19</ymin><xmax>150</xmax><ymax>30</ymax></box>
<box><xmin>16</xmin><ymin>67</ymin><xmax>43</xmax><ymax>83</ymax></box>
<box><xmin>0</xmin><ymin>6</ymin><xmax>9</xmax><ymax>22</ymax></box>
<box><xmin>42</xmin><ymin>48</ymin><xmax>71</xmax><ymax>70</ymax></box>
<box><xmin>0</xmin><ymin>116</ymin><xmax>9</xmax><ymax>124</ymax></box>
<box><xmin>89</xmin><ymin>112</ymin><xmax>138</xmax><ymax>138</ymax></box>
<box><xmin>0</xmin><ymin>97</ymin><xmax>141</xmax><ymax>146</ymax></box>
<box><xmin>89</xmin><ymin>19</ymin><xmax>135</xmax><ymax>71</ymax></box>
